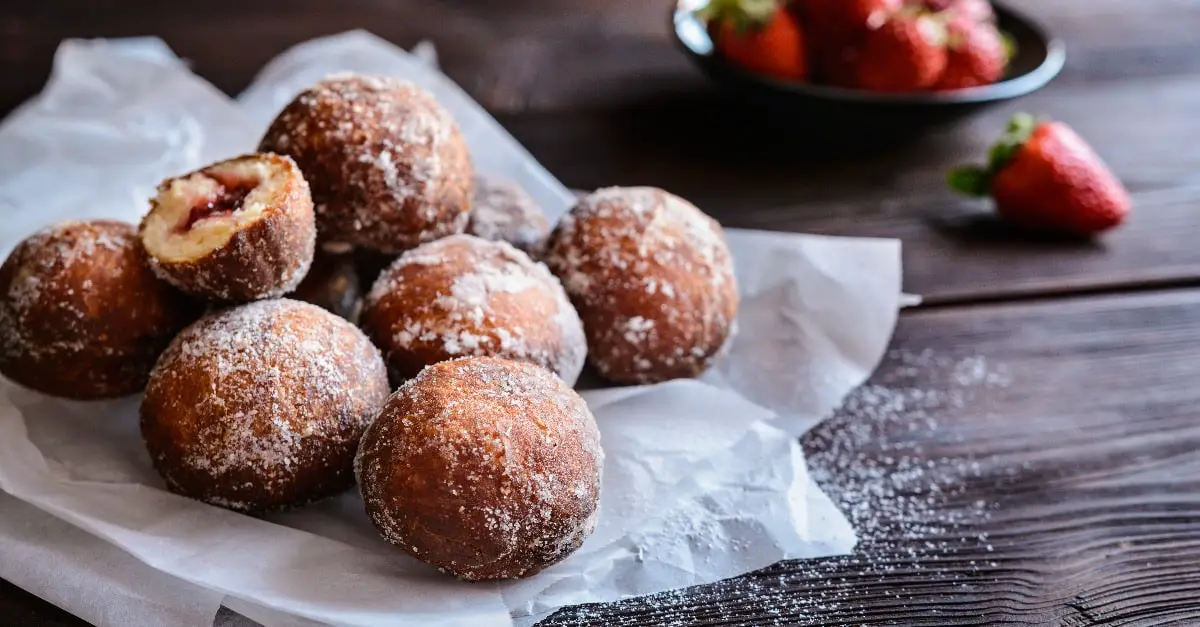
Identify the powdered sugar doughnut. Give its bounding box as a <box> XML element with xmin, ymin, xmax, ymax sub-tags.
<box><xmin>141</xmin><ymin>299</ymin><xmax>389</xmax><ymax>513</ymax></box>
<box><xmin>467</xmin><ymin>175</ymin><xmax>550</xmax><ymax>256</ymax></box>
<box><xmin>356</xmin><ymin>356</ymin><xmax>602</xmax><ymax>581</ymax></box>
<box><xmin>259</xmin><ymin>74</ymin><xmax>474</xmax><ymax>254</ymax></box>
<box><xmin>139</xmin><ymin>153</ymin><xmax>316</xmax><ymax>302</ymax></box>
<box><xmin>0</xmin><ymin>220</ymin><xmax>200</xmax><ymax>399</ymax></box>
<box><xmin>360</xmin><ymin>234</ymin><xmax>586</xmax><ymax>385</ymax></box>
<box><xmin>544</xmin><ymin>187</ymin><xmax>738</xmax><ymax>384</ymax></box>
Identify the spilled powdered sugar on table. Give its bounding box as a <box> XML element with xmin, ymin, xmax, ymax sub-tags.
<box><xmin>543</xmin><ymin>350</ymin><xmax>1013</xmax><ymax>626</ymax></box>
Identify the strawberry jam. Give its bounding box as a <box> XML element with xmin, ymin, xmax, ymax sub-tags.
<box><xmin>178</xmin><ymin>179</ymin><xmax>257</xmax><ymax>232</ymax></box>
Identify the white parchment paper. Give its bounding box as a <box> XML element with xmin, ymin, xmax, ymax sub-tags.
<box><xmin>0</xmin><ymin>33</ymin><xmax>900</xmax><ymax>627</ymax></box>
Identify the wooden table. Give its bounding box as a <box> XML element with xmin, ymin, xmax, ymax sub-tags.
<box><xmin>4</xmin><ymin>1</ymin><xmax>1200</xmax><ymax>624</ymax></box>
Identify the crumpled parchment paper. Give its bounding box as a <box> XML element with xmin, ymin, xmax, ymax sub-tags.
<box><xmin>0</xmin><ymin>32</ymin><xmax>900</xmax><ymax>627</ymax></box>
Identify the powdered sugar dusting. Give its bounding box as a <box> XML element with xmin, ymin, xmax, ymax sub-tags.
<box><xmin>1</xmin><ymin>219</ymin><xmax>198</xmax><ymax>399</ymax></box>
<box><xmin>584</xmin><ymin>186</ymin><xmax>661</xmax><ymax>215</ymax></box>
<box><xmin>621</xmin><ymin>316</ymin><xmax>655</xmax><ymax>346</ymax></box>
<box><xmin>544</xmin><ymin>187</ymin><xmax>737</xmax><ymax>383</ymax></box>
<box><xmin>467</xmin><ymin>175</ymin><xmax>551</xmax><ymax>256</ymax></box>
<box><xmin>356</xmin><ymin>356</ymin><xmax>602</xmax><ymax>581</ymax></box>
<box><xmin>259</xmin><ymin>73</ymin><xmax>472</xmax><ymax>253</ymax></box>
<box><xmin>362</xmin><ymin>234</ymin><xmax>586</xmax><ymax>384</ymax></box>
<box><xmin>813</xmin><ymin>350</ymin><xmax>1010</xmax><ymax>543</ymax></box>
<box><xmin>140</xmin><ymin>152</ymin><xmax>316</xmax><ymax>303</ymax></box>
<box><xmin>0</xmin><ymin>222</ymin><xmax>104</xmax><ymax>363</ymax></box>
<box><xmin>544</xmin><ymin>351</ymin><xmax>1012</xmax><ymax>626</ymax></box>
<box><xmin>142</xmin><ymin>299</ymin><xmax>389</xmax><ymax>513</ymax></box>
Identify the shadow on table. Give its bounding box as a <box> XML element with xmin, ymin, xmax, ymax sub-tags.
<box><xmin>615</xmin><ymin>90</ymin><xmax>936</xmax><ymax>162</ymax></box>
<box><xmin>929</xmin><ymin>212</ymin><xmax>1108</xmax><ymax>249</ymax></box>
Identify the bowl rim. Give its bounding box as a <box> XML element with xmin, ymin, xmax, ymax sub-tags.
<box><xmin>671</xmin><ymin>0</ymin><xmax>1067</xmax><ymax>105</ymax></box>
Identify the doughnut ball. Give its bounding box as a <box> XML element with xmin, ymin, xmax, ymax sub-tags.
<box><xmin>0</xmin><ymin>220</ymin><xmax>200</xmax><ymax>399</ymax></box>
<box><xmin>139</xmin><ymin>152</ymin><xmax>316</xmax><ymax>302</ymax></box>
<box><xmin>141</xmin><ymin>299</ymin><xmax>389</xmax><ymax>513</ymax></box>
<box><xmin>289</xmin><ymin>247</ymin><xmax>361</xmax><ymax>321</ymax></box>
<box><xmin>356</xmin><ymin>356</ymin><xmax>603</xmax><ymax>581</ymax></box>
<box><xmin>259</xmin><ymin>74</ymin><xmax>474</xmax><ymax>254</ymax></box>
<box><xmin>544</xmin><ymin>186</ymin><xmax>738</xmax><ymax>384</ymax></box>
<box><xmin>467</xmin><ymin>175</ymin><xmax>551</xmax><ymax>256</ymax></box>
<box><xmin>360</xmin><ymin>234</ymin><xmax>586</xmax><ymax>385</ymax></box>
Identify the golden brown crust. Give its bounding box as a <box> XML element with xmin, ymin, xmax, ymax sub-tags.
<box><xmin>139</xmin><ymin>153</ymin><xmax>316</xmax><ymax>303</ymax></box>
<box><xmin>259</xmin><ymin>74</ymin><xmax>474</xmax><ymax>254</ymax></box>
<box><xmin>140</xmin><ymin>299</ymin><xmax>390</xmax><ymax>513</ymax></box>
<box><xmin>288</xmin><ymin>247</ymin><xmax>361</xmax><ymax>321</ymax></box>
<box><xmin>467</xmin><ymin>175</ymin><xmax>550</xmax><ymax>257</ymax></box>
<box><xmin>359</xmin><ymin>234</ymin><xmax>586</xmax><ymax>385</ymax></box>
<box><xmin>0</xmin><ymin>220</ymin><xmax>201</xmax><ymax>400</ymax></box>
<box><xmin>544</xmin><ymin>187</ymin><xmax>739</xmax><ymax>384</ymax></box>
<box><xmin>356</xmin><ymin>357</ymin><xmax>602</xmax><ymax>581</ymax></box>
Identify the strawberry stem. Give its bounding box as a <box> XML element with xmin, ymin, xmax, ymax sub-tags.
<box><xmin>697</xmin><ymin>0</ymin><xmax>781</xmax><ymax>32</ymax></box>
<box><xmin>1000</xmin><ymin>31</ymin><xmax>1018</xmax><ymax>63</ymax></box>
<box><xmin>947</xmin><ymin>113</ymin><xmax>1039</xmax><ymax>198</ymax></box>
<box><xmin>988</xmin><ymin>113</ymin><xmax>1038</xmax><ymax>171</ymax></box>
<box><xmin>947</xmin><ymin>167</ymin><xmax>991</xmax><ymax>198</ymax></box>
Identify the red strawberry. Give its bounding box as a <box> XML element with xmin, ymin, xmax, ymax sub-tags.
<box><xmin>703</xmin><ymin>0</ymin><xmax>809</xmax><ymax>81</ymax></box>
<box><xmin>935</xmin><ymin>19</ymin><xmax>1010</xmax><ymax>89</ymax></box>
<box><xmin>856</xmin><ymin>10</ymin><xmax>948</xmax><ymax>92</ymax></box>
<box><xmin>795</xmin><ymin>0</ymin><xmax>900</xmax><ymax>86</ymax></box>
<box><xmin>919</xmin><ymin>0</ymin><xmax>994</xmax><ymax>24</ymax></box>
<box><xmin>813</xmin><ymin>41</ymin><xmax>862</xmax><ymax>87</ymax></box>
<box><xmin>948</xmin><ymin>114</ymin><xmax>1131</xmax><ymax>235</ymax></box>
<box><xmin>798</xmin><ymin>0</ymin><xmax>901</xmax><ymax>30</ymax></box>
<box><xmin>953</xmin><ymin>0</ymin><xmax>995</xmax><ymax>24</ymax></box>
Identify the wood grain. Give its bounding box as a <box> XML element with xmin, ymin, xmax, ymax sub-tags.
<box><xmin>0</xmin><ymin>580</ymin><xmax>79</xmax><ymax>627</ymax></box>
<box><xmin>500</xmin><ymin>78</ymin><xmax>1200</xmax><ymax>304</ymax></box>
<box><xmin>3</xmin><ymin>1</ymin><xmax>1200</xmax><ymax>625</ymax></box>
<box><xmin>4</xmin><ymin>1</ymin><xmax>1200</xmax><ymax>114</ymax></box>
<box><xmin>2</xmin><ymin>1</ymin><xmax>1200</xmax><ymax>303</ymax></box>
<box><xmin>761</xmin><ymin>185</ymin><xmax>1200</xmax><ymax>306</ymax></box>
<box><xmin>540</xmin><ymin>289</ymin><xmax>1200</xmax><ymax>625</ymax></box>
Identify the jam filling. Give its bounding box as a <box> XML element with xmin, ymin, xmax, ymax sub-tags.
<box><xmin>177</xmin><ymin>177</ymin><xmax>257</xmax><ymax>233</ymax></box>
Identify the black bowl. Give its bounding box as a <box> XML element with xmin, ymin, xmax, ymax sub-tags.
<box><xmin>672</xmin><ymin>1</ymin><xmax>1066</xmax><ymax>139</ymax></box>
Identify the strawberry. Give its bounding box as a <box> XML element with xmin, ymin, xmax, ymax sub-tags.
<box><xmin>813</xmin><ymin>40</ymin><xmax>863</xmax><ymax>87</ymax></box>
<box><xmin>794</xmin><ymin>0</ymin><xmax>900</xmax><ymax>86</ymax></box>
<box><xmin>953</xmin><ymin>0</ymin><xmax>995</xmax><ymax>24</ymax></box>
<box><xmin>919</xmin><ymin>0</ymin><xmax>994</xmax><ymax>24</ymax></box>
<box><xmin>935</xmin><ymin>19</ymin><xmax>1010</xmax><ymax>89</ymax></box>
<box><xmin>856</xmin><ymin>9</ymin><xmax>948</xmax><ymax>92</ymax></box>
<box><xmin>797</xmin><ymin>0</ymin><xmax>901</xmax><ymax>30</ymax></box>
<box><xmin>703</xmin><ymin>0</ymin><xmax>809</xmax><ymax>81</ymax></box>
<box><xmin>948</xmin><ymin>114</ymin><xmax>1131</xmax><ymax>235</ymax></box>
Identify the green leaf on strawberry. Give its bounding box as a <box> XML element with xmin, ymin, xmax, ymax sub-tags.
<box><xmin>948</xmin><ymin>112</ymin><xmax>1038</xmax><ymax>197</ymax></box>
<box><xmin>698</xmin><ymin>0</ymin><xmax>781</xmax><ymax>32</ymax></box>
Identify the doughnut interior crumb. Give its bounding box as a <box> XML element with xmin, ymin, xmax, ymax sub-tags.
<box><xmin>142</xmin><ymin>158</ymin><xmax>286</xmax><ymax>262</ymax></box>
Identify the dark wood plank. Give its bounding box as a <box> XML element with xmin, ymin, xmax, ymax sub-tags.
<box><xmin>4</xmin><ymin>1</ymin><xmax>1200</xmax><ymax>115</ymax></box>
<box><xmin>3</xmin><ymin>1</ymin><xmax>1200</xmax><ymax>303</ymax></box>
<box><xmin>758</xmin><ymin>185</ymin><xmax>1200</xmax><ymax>306</ymax></box>
<box><xmin>500</xmin><ymin>81</ymin><xmax>1200</xmax><ymax>304</ymax></box>
<box><xmin>541</xmin><ymin>288</ymin><xmax>1200</xmax><ymax>625</ymax></box>
<box><xmin>501</xmin><ymin>64</ymin><xmax>1200</xmax><ymax>202</ymax></box>
<box><xmin>0</xmin><ymin>579</ymin><xmax>81</xmax><ymax>627</ymax></box>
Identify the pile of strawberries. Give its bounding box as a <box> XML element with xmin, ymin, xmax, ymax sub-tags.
<box><xmin>701</xmin><ymin>0</ymin><xmax>1012</xmax><ymax>92</ymax></box>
